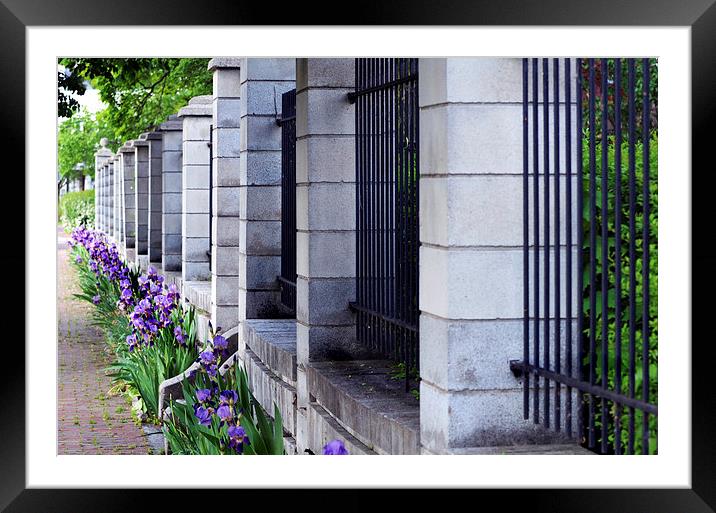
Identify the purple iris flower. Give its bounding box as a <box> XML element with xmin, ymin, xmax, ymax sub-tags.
<box><xmin>227</xmin><ymin>425</ymin><xmax>249</xmax><ymax>454</ymax></box>
<box><xmin>92</xmin><ymin>295</ymin><xmax>101</xmax><ymax>305</ymax></box>
<box><xmin>216</xmin><ymin>404</ymin><xmax>233</xmax><ymax>423</ymax></box>
<box><xmin>195</xmin><ymin>388</ymin><xmax>212</xmax><ymax>403</ymax></box>
<box><xmin>199</xmin><ymin>350</ymin><xmax>215</xmax><ymax>365</ymax></box>
<box><xmin>121</xmin><ymin>288</ymin><xmax>132</xmax><ymax>299</ymax></box>
<box><xmin>322</xmin><ymin>439</ymin><xmax>349</xmax><ymax>455</ymax></box>
<box><xmin>75</xmin><ymin>255</ymin><xmax>82</xmax><ymax>264</ymax></box>
<box><xmin>219</xmin><ymin>390</ymin><xmax>238</xmax><ymax>406</ymax></box>
<box><xmin>174</xmin><ymin>326</ymin><xmax>185</xmax><ymax>344</ymax></box>
<box><xmin>213</xmin><ymin>334</ymin><xmax>228</xmax><ymax>352</ymax></box>
<box><xmin>147</xmin><ymin>266</ymin><xmax>157</xmax><ymax>276</ymax></box>
<box><xmin>194</xmin><ymin>406</ymin><xmax>212</xmax><ymax>426</ymax></box>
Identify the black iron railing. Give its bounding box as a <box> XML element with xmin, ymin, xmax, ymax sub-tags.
<box><xmin>349</xmin><ymin>58</ymin><xmax>420</xmax><ymax>390</ymax></box>
<box><xmin>278</xmin><ymin>89</ymin><xmax>297</xmax><ymax>313</ymax></box>
<box><xmin>207</xmin><ymin>124</ymin><xmax>213</xmax><ymax>270</ymax></box>
<box><xmin>514</xmin><ymin>58</ymin><xmax>658</xmax><ymax>454</ymax></box>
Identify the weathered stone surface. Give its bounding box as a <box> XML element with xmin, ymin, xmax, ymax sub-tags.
<box><xmin>306</xmin><ymin>360</ymin><xmax>420</xmax><ymax>455</ymax></box>
<box><xmin>243</xmin><ymin>319</ymin><xmax>297</xmax><ymax>384</ymax></box>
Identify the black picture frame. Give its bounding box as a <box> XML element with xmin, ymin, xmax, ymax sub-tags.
<box><xmin>4</xmin><ymin>1</ymin><xmax>713</xmax><ymax>510</ymax></box>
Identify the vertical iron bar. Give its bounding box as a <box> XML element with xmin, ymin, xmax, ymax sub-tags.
<box><xmin>614</xmin><ymin>58</ymin><xmax>623</xmax><ymax>454</ymax></box>
<box><xmin>208</xmin><ymin>124</ymin><xmax>213</xmax><ymax>272</ymax></box>
<box><xmin>411</xmin><ymin>59</ymin><xmax>420</xmax><ymax>380</ymax></box>
<box><xmin>356</xmin><ymin>59</ymin><xmax>362</xmax><ymax>343</ymax></box>
<box><xmin>553</xmin><ymin>58</ymin><xmax>562</xmax><ymax>432</ymax></box>
<box><xmin>565</xmin><ymin>57</ymin><xmax>573</xmax><ymax>438</ymax></box>
<box><xmin>588</xmin><ymin>58</ymin><xmax>597</xmax><ymax>449</ymax></box>
<box><xmin>576</xmin><ymin>58</ymin><xmax>585</xmax><ymax>444</ymax></box>
<box><xmin>522</xmin><ymin>58</ymin><xmax>530</xmax><ymax>420</ymax></box>
<box><xmin>627</xmin><ymin>58</ymin><xmax>637</xmax><ymax>454</ymax></box>
<box><xmin>543</xmin><ymin>58</ymin><xmax>551</xmax><ymax>429</ymax></box>
<box><xmin>532</xmin><ymin>58</ymin><xmax>540</xmax><ymax>424</ymax></box>
<box><xmin>600</xmin><ymin>58</ymin><xmax>610</xmax><ymax>454</ymax></box>
<box><xmin>641</xmin><ymin>58</ymin><xmax>651</xmax><ymax>455</ymax></box>
<box><xmin>368</xmin><ymin>58</ymin><xmax>378</xmax><ymax>349</ymax></box>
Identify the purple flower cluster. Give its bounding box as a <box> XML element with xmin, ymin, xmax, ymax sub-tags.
<box><xmin>196</xmin><ymin>333</ymin><xmax>229</xmax><ymax>377</ymax></box>
<box><xmin>126</xmin><ymin>267</ymin><xmax>184</xmax><ymax>350</ymax></box>
<box><xmin>71</xmin><ymin>228</ymin><xmax>190</xmax><ymax>352</ymax></box>
<box><xmin>70</xmin><ymin>227</ymin><xmax>128</xmax><ymax>283</ymax></box>
<box><xmin>193</xmin><ymin>385</ymin><xmax>249</xmax><ymax>454</ymax></box>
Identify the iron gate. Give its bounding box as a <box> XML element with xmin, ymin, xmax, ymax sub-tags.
<box><xmin>514</xmin><ymin>58</ymin><xmax>658</xmax><ymax>454</ymax></box>
<box><xmin>278</xmin><ymin>89</ymin><xmax>297</xmax><ymax>314</ymax></box>
<box><xmin>348</xmin><ymin>58</ymin><xmax>420</xmax><ymax>390</ymax></box>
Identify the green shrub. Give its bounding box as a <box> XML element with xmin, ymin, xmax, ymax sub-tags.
<box><xmin>582</xmin><ymin>132</ymin><xmax>658</xmax><ymax>454</ymax></box>
<box><xmin>60</xmin><ymin>190</ymin><xmax>95</xmax><ymax>231</ymax></box>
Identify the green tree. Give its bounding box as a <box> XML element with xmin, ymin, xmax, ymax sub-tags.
<box><xmin>58</xmin><ymin>58</ymin><xmax>212</xmax><ymax>143</ymax></box>
<box><xmin>57</xmin><ymin>109</ymin><xmax>114</xmax><ymax>192</ymax></box>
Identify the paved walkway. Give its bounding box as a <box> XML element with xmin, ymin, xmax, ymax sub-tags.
<box><xmin>57</xmin><ymin>226</ymin><xmax>151</xmax><ymax>455</ymax></box>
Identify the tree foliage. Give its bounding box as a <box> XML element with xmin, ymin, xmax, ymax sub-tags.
<box><xmin>57</xmin><ymin>109</ymin><xmax>115</xmax><ymax>183</ymax></box>
<box><xmin>59</xmin><ymin>58</ymin><xmax>212</xmax><ymax>143</ymax></box>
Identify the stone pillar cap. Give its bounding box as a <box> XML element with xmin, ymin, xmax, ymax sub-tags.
<box><xmin>94</xmin><ymin>137</ymin><xmax>114</xmax><ymax>157</ymax></box>
<box><xmin>141</xmin><ymin>131</ymin><xmax>163</xmax><ymax>140</ymax></box>
<box><xmin>118</xmin><ymin>141</ymin><xmax>135</xmax><ymax>153</ymax></box>
<box><xmin>130</xmin><ymin>138</ymin><xmax>149</xmax><ymax>147</ymax></box>
<box><xmin>178</xmin><ymin>96</ymin><xmax>212</xmax><ymax>117</ymax></box>
<box><xmin>208</xmin><ymin>57</ymin><xmax>242</xmax><ymax>71</ymax></box>
<box><xmin>160</xmin><ymin>116</ymin><xmax>183</xmax><ymax>130</ymax></box>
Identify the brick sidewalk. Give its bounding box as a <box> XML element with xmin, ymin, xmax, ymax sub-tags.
<box><xmin>57</xmin><ymin>226</ymin><xmax>151</xmax><ymax>455</ymax></box>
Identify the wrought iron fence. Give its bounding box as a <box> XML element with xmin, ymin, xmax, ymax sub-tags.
<box><xmin>207</xmin><ymin>124</ymin><xmax>213</xmax><ymax>270</ymax></box>
<box><xmin>348</xmin><ymin>58</ymin><xmax>420</xmax><ymax>390</ymax></box>
<box><xmin>277</xmin><ymin>89</ymin><xmax>297</xmax><ymax>313</ymax></box>
<box><xmin>513</xmin><ymin>57</ymin><xmax>658</xmax><ymax>454</ymax></box>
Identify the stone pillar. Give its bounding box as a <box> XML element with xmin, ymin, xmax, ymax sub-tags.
<box><xmin>178</xmin><ymin>96</ymin><xmax>213</xmax><ymax>282</ymax></box>
<box><xmin>294</xmin><ymin>58</ymin><xmax>358</xmax><ymax>453</ymax></box>
<box><xmin>207</xmin><ymin>58</ymin><xmax>241</xmax><ymax>332</ymax></box>
<box><xmin>134</xmin><ymin>138</ymin><xmax>150</xmax><ymax>268</ymax></box>
<box><xmin>159</xmin><ymin>115</ymin><xmax>183</xmax><ymax>272</ymax></box>
<box><xmin>146</xmin><ymin>131</ymin><xmax>163</xmax><ymax>265</ymax></box>
<box><xmin>112</xmin><ymin>155</ymin><xmax>122</xmax><ymax>242</ymax></box>
<box><xmin>118</xmin><ymin>143</ymin><xmax>136</xmax><ymax>249</ymax></box>
<box><xmin>107</xmin><ymin>159</ymin><xmax>115</xmax><ymax>239</ymax></box>
<box><xmin>98</xmin><ymin>164</ymin><xmax>105</xmax><ymax>232</ymax></box>
<box><xmin>417</xmin><ymin>58</ymin><xmax>578</xmax><ymax>453</ymax></box>
<box><xmin>94</xmin><ymin>138</ymin><xmax>112</xmax><ymax>232</ymax></box>
<box><xmin>236</xmin><ymin>57</ymin><xmax>296</xmax><ymax>332</ymax></box>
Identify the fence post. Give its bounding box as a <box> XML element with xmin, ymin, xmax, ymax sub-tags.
<box><xmin>236</xmin><ymin>57</ymin><xmax>296</xmax><ymax>345</ymax></box>
<box><xmin>118</xmin><ymin>142</ymin><xmax>136</xmax><ymax>252</ymax></box>
<box><xmin>133</xmin><ymin>138</ymin><xmax>150</xmax><ymax>270</ymax></box>
<box><xmin>159</xmin><ymin>115</ymin><xmax>183</xmax><ymax>272</ymax></box>
<box><xmin>207</xmin><ymin>57</ymin><xmax>242</xmax><ymax>334</ymax></box>
<box><xmin>146</xmin><ymin>131</ymin><xmax>163</xmax><ymax>266</ymax></box>
<box><xmin>294</xmin><ymin>58</ymin><xmax>360</xmax><ymax>453</ymax></box>
<box><xmin>178</xmin><ymin>96</ymin><xmax>213</xmax><ymax>282</ymax></box>
<box><xmin>94</xmin><ymin>138</ymin><xmax>112</xmax><ymax>232</ymax></box>
<box><xmin>112</xmin><ymin>154</ymin><xmax>121</xmax><ymax>243</ymax></box>
<box><xmin>418</xmin><ymin>58</ymin><xmax>574</xmax><ymax>453</ymax></box>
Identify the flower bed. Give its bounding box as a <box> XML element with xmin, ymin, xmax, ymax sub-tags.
<box><xmin>67</xmin><ymin>227</ymin><xmax>348</xmax><ymax>456</ymax></box>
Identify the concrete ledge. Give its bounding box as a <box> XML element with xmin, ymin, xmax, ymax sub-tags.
<box><xmin>448</xmin><ymin>444</ymin><xmax>595</xmax><ymax>455</ymax></box>
<box><xmin>307</xmin><ymin>360</ymin><xmax>420</xmax><ymax>455</ymax></box>
<box><xmin>244</xmin><ymin>319</ymin><xmax>297</xmax><ymax>385</ymax></box>
<box><xmin>183</xmin><ymin>280</ymin><xmax>212</xmax><ymax>314</ymax></box>
<box><xmin>308</xmin><ymin>402</ymin><xmax>377</xmax><ymax>455</ymax></box>
<box><xmin>243</xmin><ymin>346</ymin><xmax>297</xmax><ymax>437</ymax></box>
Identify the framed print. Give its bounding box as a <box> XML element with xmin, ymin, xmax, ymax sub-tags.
<box><xmin>4</xmin><ymin>0</ymin><xmax>714</xmax><ymax>510</ymax></box>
